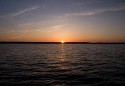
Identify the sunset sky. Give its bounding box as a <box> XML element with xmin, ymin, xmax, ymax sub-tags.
<box><xmin>0</xmin><ymin>0</ymin><xmax>125</xmax><ymax>42</ymax></box>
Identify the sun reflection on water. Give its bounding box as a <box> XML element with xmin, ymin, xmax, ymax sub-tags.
<box><xmin>59</xmin><ymin>44</ymin><xmax>65</xmax><ymax>61</ymax></box>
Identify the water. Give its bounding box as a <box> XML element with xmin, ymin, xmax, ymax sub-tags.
<box><xmin>0</xmin><ymin>44</ymin><xmax>125</xmax><ymax>86</ymax></box>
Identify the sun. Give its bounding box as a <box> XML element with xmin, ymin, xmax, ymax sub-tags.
<box><xmin>61</xmin><ymin>40</ymin><xmax>65</xmax><ymax>44</ymax></box>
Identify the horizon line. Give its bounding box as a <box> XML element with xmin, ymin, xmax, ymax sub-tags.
<box><xmin>0</xmin><ymin>41</ymin><xmax>125</xmax><ymax>44</ymax></box>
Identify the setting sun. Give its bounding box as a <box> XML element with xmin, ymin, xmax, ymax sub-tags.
<box><xmin>61</xmin><ymin>40</ymin><xmax>65</xmax><ymax>44</ymax></box>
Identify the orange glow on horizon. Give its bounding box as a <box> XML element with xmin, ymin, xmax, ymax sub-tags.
<box><xmin>61</xmin><ymin>40</ymin><xmax>65</xmax><ymax>43</ymax></box>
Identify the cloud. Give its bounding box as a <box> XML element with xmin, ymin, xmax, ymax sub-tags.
<box><xmin>7</xmin><ymin>24</ymin><xmax>65</xmax><ymax>34</ymax></box>
<box><xmin>64</xmin><ymin>12</ymin><xmax>96</xmax><ymax>16</ymax></box>
<box><xmin>10</xmin><ymin>6</ymin><xmax>39</xmax><ymax>17</ymax></box>
<box><xmin>64</xmin><ymin>5</ymin><xmax>125</xmax><ymax>17</ymax></box>
<box><xmin>0</xmin><ymin>5</ymin><xmax>40</xmax><ymax>19</ymax></box>
<box><xmin>44</xmin><ymin>24</ymin><xmax>66</xmax><ymax>32</ymax></box>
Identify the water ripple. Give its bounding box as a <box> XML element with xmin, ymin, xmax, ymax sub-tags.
<box><xmin>0</xmin><ymin>44</ymin><xmax>125</xmax><ymax>86</ymax></box>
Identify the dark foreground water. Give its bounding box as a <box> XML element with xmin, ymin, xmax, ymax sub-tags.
<box><xmin>0</xmin><ymin>44</ymin><xmax>125</xmax><ymax>86</ymax></box>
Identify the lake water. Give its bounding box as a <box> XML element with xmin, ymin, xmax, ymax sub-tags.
<box><xmin>0</xmin><ymin>44</ymin><xmax>125</xmax><ymax>86</ymax></box>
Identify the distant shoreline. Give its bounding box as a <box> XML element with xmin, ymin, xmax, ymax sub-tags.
<box><xmin>0</xmin><ymin>42</ymin><xmax>125</xmax><ymax>44</ymax></box>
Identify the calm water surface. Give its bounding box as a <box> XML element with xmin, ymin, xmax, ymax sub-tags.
<box><xmin>0</xmin><ymin>44</ymin><xmax>125</xmax><ymax>86</ymax></box>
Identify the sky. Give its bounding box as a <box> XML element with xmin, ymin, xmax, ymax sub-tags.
<box><xmin>0</xmin><ymin>0</ymin><xmax>125</xmax><ymax>42</ymax></box>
